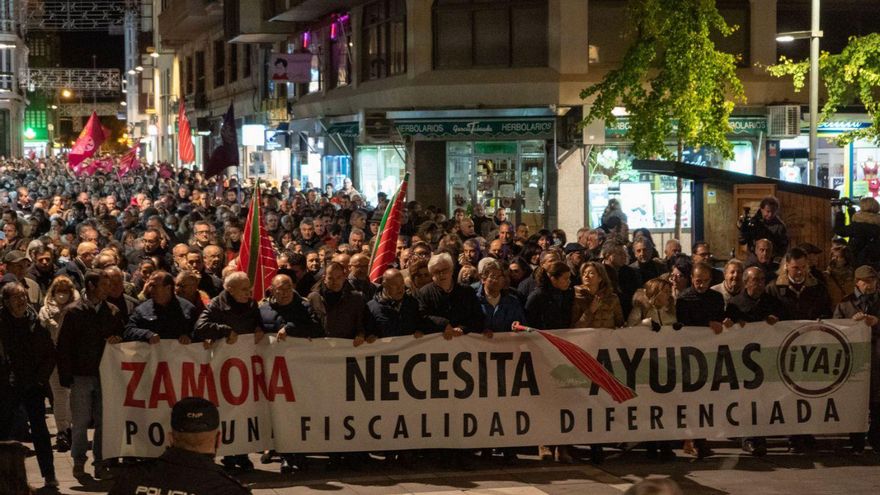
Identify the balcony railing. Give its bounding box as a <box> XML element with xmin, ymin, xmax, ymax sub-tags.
<box><xmin>0</xmin><ymin>72</ymin><xmax>16</xmax><ymax>92</ymax></box>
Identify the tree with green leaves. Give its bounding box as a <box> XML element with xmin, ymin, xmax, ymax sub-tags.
<box><xmin>769</xmin><ymin>33</ymin><xmax>880</xmax><ymax>145</ymax></box>
<box><xmin>580</xmin><ymin>0</ymin><xmax>745</xmax><ymax>238</ymax></box>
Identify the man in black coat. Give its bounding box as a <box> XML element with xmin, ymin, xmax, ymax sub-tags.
<box><xmin>417</xmin><ymin>253</ymin><xmax>483</xmax><ymax>337</ymax></box>
<box><xmin>55</xmin><ymin>241</ymin><xmax>98</xmax><ymax>291</ymax></box>
<box><xmin>194</xmin><ymin>272</ymin><xmax>266</xmax><ymax>345</ymax></box>
<box><xmin>0</xmin><ymin>282</ymin><xmax>57</xmax><ymax>487</ymax></box>
<box><xmin>194</xmin><ymin>271</ymin><xmax>266</xmax><ymax>473</ymax></box>
<box><xmin>727</xmin><ymin>267</ymin><xmax>784</xmax><ymax>324</ymax></box>
<box><xmin>260</xmin><ymin>274</ymin><xmax>322</xmax><ymax>339</ymax></box>
<box><xmin>602</xmin><ymin>241</ymin><xmax>641</xmax><ymax>318</ymax></box>
<box><xmin>368</xmin><ymin>269</ymin><xmax>439</xmax><ymax>338</ymax></box>
<box><xmin>307</xmin><ymin>262</ymin><xmax>370</xmax><ymax>342</ymax></box>
<box><xmin>56</xmin><ymin>269</ymin><xmax>125</xmax><ymax>480</ymax></box>
<box><xmin>125</xmin><ymin>271</ymin><xmax>198</xmax><ymax>343</ymax></box>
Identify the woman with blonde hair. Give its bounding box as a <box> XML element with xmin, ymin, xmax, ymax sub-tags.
<box><xmin>627</xmin><ymin>276</ymin><xmax>677</xmax><ymax>330</ymax></box>
<box><xmin>572</xmin><ymin>261</ymin><xmax>623</xmax><ymax>329</ymax></box>
<box><xmin>37</xmin><ymin>275</ymin><xmax>80</xmax><ymax>453</ymax></box>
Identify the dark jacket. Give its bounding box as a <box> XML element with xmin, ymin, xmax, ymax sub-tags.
<box><xmin>307</xmin><ymin>284</ymin><xmax>367</xmax><ymax>339</ymax></box>
<box><xmin>194</xmin><ymin>291</ymin><xmax>264</xmax><ymax>341</ymax></box>
<box><xmin>56</xmin><ymin>298</ymin><xmax>125</xmax><ymax>386</ymax></box>
<box><xmin>108</xmin><ymin>293</ymin><xmax>139</xmax><ymax>324</ymax></box>
<box><xmin>766</xmin><ymin>272</ymin><xmax>832</xmax><ymax>321</ymax></box>
<box><xmin>525</xmin><ymin>285</ymin><xmax>574</xmax><ymax>330</ymax></box>
<box><xmin>606</xmin><ymin>263</ymin><xmax>641</xmax><ymax>318</ymax></box>
<box><xmin>834</xmin><ymin>210</ymin><xmax>880</xmax><ymax>266</ymax></box>
<box><xmin>366</xmin><ymin>291</ymin><xmax>439</xmax><ymax>337</ymax></box>
<box><xmin>833</xmin><ymin>290</ymin><xmax>880</xmax><ymax>402</ymax></box>
<box><xmin>259</xmin><ymin>298</ymin><xmax>323</xmax><ymax>339</ymax></box>
<box><xmin>125</xmin><ymin>296</ymin><xmax>198</xmax><ymax>341</ymax></box>
<box><xmin>727</xmin><ymin>289</ymin><xmax>784</xmax><ymax>323</ymax></box>
<box><xmin>629</xmin><ymin>259</ymin><xmax>668</xmax><ymax>285</ymax></box>
<box><xmin>740</xmin><ymin>213</ymin><xmax>789</xmax><ymax>258</ymax></box>
<box><xmin>55</xmin><ymin>258</ymin><xmax>88</xmax><ymax>291</ymax></box>
<box><xmin>349</xmin><ymin>276</ymin><xmax>378</xmax><ymax>301</ymax></box>
<box><xmin>417</xmin><ymin>282</ymin><xmax>484</xmax><ymax>334</ymax></box>
<box><xmin>676</xmin><ymin>287</ymin><xmax>726</xmax><ymax>326</ymax></box>
<box><xmin>0</xmin><ymin>307</ymin><xmax>55</xmax><ymax>390</ymax></box>
<box><xmin>476</xmin><ymin>284</ymin><xmax>526</xmax><ymax>333</ymax></box>
<box><xmin>108</xmin><ymin>447</ymin><xmax>250</xmax><ymax>495</ymax></box>
<box><xmin>198</xmin><ymin>271</ymin><xmax>223</xmax><ymax>298</ymax></box>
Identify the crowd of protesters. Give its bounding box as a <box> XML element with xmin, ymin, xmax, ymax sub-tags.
<box><xmin>0</xmin><ymin>155</ymin><xmax>878</xmax><ymax>491</ymax></box>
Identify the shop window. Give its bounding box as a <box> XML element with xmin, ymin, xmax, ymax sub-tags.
<box><xmin>362</xmin><ymin>0</ymin><xmax>406</xmax><ymax>81</ymax></box>
<box><xmin>588</xmin><ymin>145</ymin><xmax>693</xmax><ymax>230</ymax></box>
<box><xmin>434</xmin><ymin>0</ymin><xmax>547</xmax><ymax>69</ymax></box>
<box><xmin>213</xmin><ymin>40</ymin><xmax>225</xmax><ymax>89</ymax></box>
<box><xmin>357</xmin><ymin>145</ymin><xmax>405</xmax><ymax>206</ymax></box>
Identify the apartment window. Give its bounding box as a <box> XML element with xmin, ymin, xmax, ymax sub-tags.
<box><xmin>588</xmin><ymin>0</ymin><xmax>633</xmax><ymax>65</ymax></box>
<box><xmin>433</xmin><ymin>0</ymin><xmax>547</xmax><ymax>69</ymax></box>
<box><xmin>243</xmin><ymin>45</ymin><xmax>252</xmax><ymax>78</ymax></box>
<box><xmin>329</xmin><ymin>15</ymin><xmax>352</xmax><ymax>89</ymax></box>
<box><xmin>195</xmin><ymin>51</ymin><xmax>206</xmax><ymax>94</ymax></box>
<box><xmin>361</xmin><ymin>0</ymin><xmax>406</xmax><ymax>81</ymax></box>
<box><xmin>185</xmin><ymin>56</ymin><xmax>194</xmax><ymax>94</ymax></box>
<box><xmin>229</xmin><ymin>44</ymin><xmax>239</xmax><ymax>82</ymax></box>
<box><xmin>213</xmin><ymin>39</ymin><xmax>225</xmax><ymax>88</ymax></box>
<box><xmin>713</xmin><ymin>1</ymin><xmax>750</xmax><ymax>67</ymax></box>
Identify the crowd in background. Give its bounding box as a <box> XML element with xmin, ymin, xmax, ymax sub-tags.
<box><xmin>0</xmin><ymin>156</ymin><xmax>878</xmax><ymax>489</ymax></box>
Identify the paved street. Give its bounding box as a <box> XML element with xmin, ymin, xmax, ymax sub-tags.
<box><xmin>23</xmin><ymin>417</ymin><xmax>880</xmax><ymax>495</ymax></box>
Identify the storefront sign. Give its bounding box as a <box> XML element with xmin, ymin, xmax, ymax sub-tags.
<box><xmin>606</xmin><ymin>116</ymin><xmax>767</xmax><ymax>138</ymax></box>
<box><xmin>102</xmin><ymin>320</ymin><xmax>870</xmax><ymax>458</ymax></box>
<box><xmin>325</xmin><ymin>119</ymin><xmax>555</xmax><ymax>141</ymax></box>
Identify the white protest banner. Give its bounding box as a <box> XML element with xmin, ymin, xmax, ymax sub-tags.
<box><xmin>102</xmin><ymin>320</ymin><xmax>872</xmax><ymax>457</ymax></box>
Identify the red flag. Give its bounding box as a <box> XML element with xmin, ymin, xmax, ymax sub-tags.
<box><xmin>512</xmin><ymin>323</ymin><xmax>637</xmax><ymax>403</ymax></box>
<box><xmin>69</xmin><ymin>112</ymin><xmax>106</xmax><ymax>173</ymax></box>
<box><xmin>178</xmin><ymin>100</ymin><xmax>195</xmax><ymax>164</ymax></box>
<box><xmin>368</xmin><ymin>173</ymin><xmax>409</xmax><ymax>283</ymax></box>
<box><xmin>237</xmin><ymin>183</ymin><xmax>278</xmax><ymax>301</ymax></box>
<box><xmin>118</xmin><ymin>147</ymin><xmax>139</xmax><ymax>177</ymax></box>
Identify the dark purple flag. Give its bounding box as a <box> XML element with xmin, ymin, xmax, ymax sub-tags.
<box><xmin>204</xmin><ymin>101</ymin><xmax>239</xmax><ymax>178</ymax></box>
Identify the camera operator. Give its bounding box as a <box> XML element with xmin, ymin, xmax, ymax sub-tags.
<box><xmin>738</xmin><ymin>196</ymin><xmax>788</xmax><ymax>259</ymax></box>
<box><xmin>833</xmin><ymin>196</ymin><xmax>880</xmax><ymax>267</ymax></box>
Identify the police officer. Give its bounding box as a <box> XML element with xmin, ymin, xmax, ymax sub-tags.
<box><xmin>108</xmin><ymin>397</ymin><xmax>250</xmax><ymax>495</ymax></box>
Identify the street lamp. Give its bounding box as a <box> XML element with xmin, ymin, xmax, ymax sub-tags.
<box><xmin>777</xmin><ymin>0</ymin><xmax>822</xmax><ymax>187</ymax></box>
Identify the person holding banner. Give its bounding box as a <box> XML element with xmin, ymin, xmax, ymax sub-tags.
<box><xmin>417</xmin><ymin>253</ymin><xmax>484</xmax><ymax>338</ymax></box>
<box><xmin>56</xmin><ymin>269</ymin><xmax>125</xmax><ymax>480</ymax></box>
<box><xmin>261</xmin><ymin>274</ymin><xmax>323</xmax><ymax>340</ymax></box>
<box><xmin>108</xmin><ymin>397</ymin><xmax>250</xmax><ymax>495</ymax></box>
<box><xmin>367</xmin><ymin>268</ymin><xmax>438</xmax><ymax>338</ymax></box>
<box><xmin>307</xmin><ymin>262</ymin><xmax>370</xmax><ymax>343</ymax></box>
<box><xmin>572</xmin><ymin>262</ymin><xmax>624</xmax><ymax>330</ymax></box>
<box><xmin>194</xmin><ymin>271</ymin><xmax>266</xmax><ymax>473</ymax></box>
<box><xmin>833</xmin><ymin>265</ymin><xmax>880</xmax><ymax>453</ymax></box>
<box><xmin>124</xmin><ymin>271</ymin><xmax>198</xmax><ymax>344</ymax></box>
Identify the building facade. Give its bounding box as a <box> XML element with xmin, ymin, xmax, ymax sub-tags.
<box><xmin>150</xmin><ymin>0</ymin><xmax>877</xmax><ymax>241</ymax></box>
<box><xmin>0</xmin><ymin>1</ymin><xmax>28</xmax><ymax>158</ymax></box>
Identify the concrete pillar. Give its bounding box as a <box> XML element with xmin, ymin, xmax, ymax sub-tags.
<box><xmin>549</xmin><ymin>0</ymin><xmax>589</xmax><ymax>75</ymax></box>
<box><xmin>750</xmin><ymin>0</ymin><xmax>777</xmax><ymax>73</ymax></box>
<box><xmin>556</xmin><ymin>146</ymin><xmax>587</xmax><ymax>238</ymax></box>
<box><xmin>407</xmin><ymin>0</ymin><xmax>432</xmax><ymax>78</ymax></box>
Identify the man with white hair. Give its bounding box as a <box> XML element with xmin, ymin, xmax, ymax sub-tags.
<box><xmin>194</xmin><ymin>271</ymin><xmax>265</xmax><ymax>473</ymax></box>
<box><xmin>417</xmin><ymin>253</ymin><xmax>484</xmax><ymax>338</ymax></box>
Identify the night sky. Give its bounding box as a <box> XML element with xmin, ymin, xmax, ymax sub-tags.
<box><xmin>58</xmin><ymin>32</ymin><xmax>126</xmax><ymax>71</ymax></box>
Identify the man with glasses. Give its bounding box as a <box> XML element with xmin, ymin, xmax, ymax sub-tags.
<box><xmin>417</xmin><ymin>253</ymin><xmax>484</xmax><ymax>338</ymax></box>
<box><xmin>190</xmin><ymin>221</ymin><xmax>214</xmax><ymax>250</ymax></box>
<box><xmin>691</xmin><ymin>241</ymin><xmax>723</xmax><ymax>286</ymax></box>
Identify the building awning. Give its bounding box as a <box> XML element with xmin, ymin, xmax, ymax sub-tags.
<box><xmin>633</xmin><ymin>159</ymin><xmax>839</xmax><ymax>199</ymax></box>
<box><xmin>321</xmin><ymin>118</ymin><xmax>555</xmax><ymax>141</ymax></box>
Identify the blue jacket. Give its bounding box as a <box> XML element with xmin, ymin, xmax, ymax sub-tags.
<box><xmin>125</xmin><ymin>296</ymin><xmax>198</xmax><ymax>341</ymax></box>
<box><xmin>366</xmin><ymin>291</ymin><xmax>439</xmax><ymax>337</ymax></box>
<box><xmin>476</xmin><ymin>284</ymin><xmax>527</xmax><ymax>333</ymax></box>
